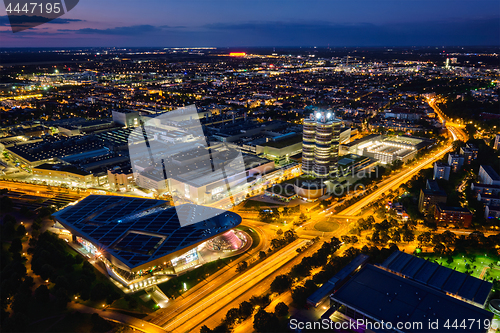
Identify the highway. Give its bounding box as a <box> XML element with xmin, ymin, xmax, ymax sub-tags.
<box><xmin>158</xmin><ymin>239</ymin><xmax>309</xmax><ymax>332</ymax></box>
<box><xmin>335</xmin><ymin>97</ymin><xmax>467</xmax><ymax>217</ymax></box>
<box><xmin>147</xmin><ymin>222</ymin><xmax>269</xmax><ymax>323</ymax></box>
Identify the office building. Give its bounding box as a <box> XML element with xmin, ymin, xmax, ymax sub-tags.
<box><xmin>302</xmin><ymin>111</ymin><xmax>342</xmax><ymax>178</ymax></box>
<box><xmin>478</xmin><ymin>165</ymin><xmax>500</xmax><ymax>185</ymax></box>
<box><xmin>433</xmin><ymin>162</ymin><xmax>450</xmax><ymax>181</ymax></box>
<box><xmin>460</xmin><ymin>143</ymin><xmax>478</xmax><ymax>164</ymax></box>
<box><xmin>447</xmin><ymin>153</ymin><xmax>464</xmax><ymax>172</ymax></box>
<box><xmin>434</xmin><ymin>203</ymin><xmax>473</xmax><ymax>228</ymax></box>
<box><xmin>493</xmin><ymin>134</ymin><xmax>500</xmax><ymax>150</ymax></box>
<box><xmin>112</xmin><ymin>110</ymin><xmax>141</xmax><ymax>128</ymax></box>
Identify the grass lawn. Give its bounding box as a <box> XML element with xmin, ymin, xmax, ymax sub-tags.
<box><xmin>314</xmin><ymin>221</ymin><xmax>340</xmax><ymax>232</ymax></box>
<box><xmin>158</xmin><ymin>255</ymin><xmax>241</xmax><ymax>298</ymax></box>
<box><xmin>236</xmin><ymin>225</ymin><xmax>260</xmax><ymax>250</ymax></box>
<box><xmin>27</xmin><ymin>311</ymin><xmax>116</xmax><ymax>333</ymax></box>
<box><xmin>108</xmin><ymin>290</ymin><xmax>156</xmax><ymax>314</ymax></box>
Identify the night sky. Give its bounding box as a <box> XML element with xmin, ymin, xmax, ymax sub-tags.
<box><xmin>0</xmin><ymin>0</ymin><xmax>499</xmax><ymax>48</ymax></box>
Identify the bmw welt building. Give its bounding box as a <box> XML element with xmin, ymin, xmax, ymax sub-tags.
<box><xmin>52</xmin><ymin>195</ymin><xmax>246</xmax><ymax>287</ymax></box>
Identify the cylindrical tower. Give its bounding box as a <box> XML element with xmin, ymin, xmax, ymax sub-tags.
<box><xmin>314</xmin><ymin>112</ymin><xmax>333</xmax><ymax>178</ymax></box>
<box><xmin>302</xmin><ymin>116</ymin><xmax>316</xmax><ymax>175</ymax></box>
<box><xmin>301</xmin><ymin>110</ymin><xmax>343</xmax><ymax>179</ymax></box>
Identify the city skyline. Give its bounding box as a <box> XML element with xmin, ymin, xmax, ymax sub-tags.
<box><xmin>0</xmin><ymin>3</ymin><xmax>499</xmax><ymax>329</ymax></box>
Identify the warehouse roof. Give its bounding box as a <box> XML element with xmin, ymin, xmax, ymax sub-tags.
<box><xmin>331</xmin><ymin>265</ymin><xmax>493</xmax><ymax>333</ymax></box>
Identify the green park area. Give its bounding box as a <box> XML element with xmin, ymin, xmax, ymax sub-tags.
<box><xmin>237</xmin><ymin>226</ymin><xmax>260</xmax><ymax>250</ymax></box>
<box><xmin>314</xmin><ymin>220</ymin><xmax>340</xmax><ymax>232</ymax></box>
<box><xmin>158</xmin><ymin>256</ymin><xmax>236</xmax><ymax>299</ymax></box>
<box><xmin>420</xmin><ymin>252</ymin><xmax>500</xmax><ymax>283</ymax></box>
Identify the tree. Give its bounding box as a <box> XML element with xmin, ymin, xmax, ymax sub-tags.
<box><xmin>330</xmin><ymin>237</ymin><xmax>342</xmax><ymax>250</ymax></box>
<box><xmin>239</xmin><ymin>301</ymin><xmax>254</xmax><ymax>319</ymax></box>
<box><xmin>200</xmin><ymin>325</ymin><xmax>213</xmax><ymax>333</ymax></box>
<box><xmin>34</xmin><ymin>285</ymin><xmax>50</xmax><ymax>303</ymax></box>
<box><xmin>253</xmin><ymin>308</ymin><xmax>279</xmax><ymax>333</ymax></box>
<box><xmin>276</xmin><ymin>229</ymin><xmax>283</xmax><ymax>237</ymax></box>
<box><xmin>90</xmin><ymin>282</ymin><xmax>108</xmax><ymax>301</ymax></box>
<box><xmin>16</xmin><ymin>225</ymin><xmax>26</xmax><ymax>238</ymax></box>
<box><xmin>433</xmin><ymin>243</ymin><xmax>446</xmax><ymax>255</ymax></box>
<box><xmin>283</xmin><ymin>230</ymin><xmax>297</xmax><ymax>243</ymax></box>
<box><xmin>225</xmin><ymin>307</ymin><xmax>240</xmax><ymax>326</ymax></box>
<box><xmin>55</xmin><ymin>288</ymin><xmax>70</xmax><ymax>310</ymax></box>
<box><xmin>91</xmin><ymin>313</ymin><xmax>113</xmax><ymax>333</ymax></box>
<box><xmin>270</xmin><ymin>275</ymin><xmax>292</xmax><ymax>294</ymax></box>
<box><xmin>403</xmin><ymin>229</ymin><xmax>415</xmax><ymax>243</ymax></box>
<box><xmin>9</xmin><ymin>238</ymin><xmax>23</xmax><ymax>254</ymax></box>
<box><xmin>441</xmin><ymin>230</ymin><xmax>456</xmax><ymax>246</ymax></box>
<box><xmin>236</xmin><ymin>261</ymin><xmax>248</xmax><ymax>273</ymax></box>
<box><xmin>417</xmin><ymin>232</ymin><xmax>432</xmax><ymax>244</ymax></box>
<box><xmin>275</xmin><ymin>302</ymin><xmax>289</xmax><ymax>317</ymax></box>
<box><xmin>1</xmin><ymin>218</ymin><xmax>16</xmax><ymax>241</ymax></box>
<box><xmin>299</xmin><ymin>212</ymin><xmax>308</xmax><ymax>222</ymax></box>
<box><xmin>258</xmin><ymin>251</ymin><xmax>267</xmax><ymax>260</ymax></box>
<box><xmin>391</xmin><ymin>231</ymin><xmax>401</xmax><ymax>243</ymax></box>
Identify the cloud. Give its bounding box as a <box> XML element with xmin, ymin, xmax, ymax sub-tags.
<box><xmin>59</xmin><ymin>24</ymin><xmax>183</xmax><ymax>35</ymax></box>
<box><xmin>0</xmin><ymin>15</ymin><xmax>82</xmax><ymax>26</ymax></box>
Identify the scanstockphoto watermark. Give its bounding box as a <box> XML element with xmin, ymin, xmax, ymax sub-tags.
<box><xmin>289</xmin><ymin>318</ymin><xmax>498</xmax><ymax>331</ymax></box>
<box><xmin>127</xmin><ymin>104</ymin><xmax>381</xmax><ymax>226</ymax></box>
<box><xmin>129</xmin><ymin>105</ymin><xmax>248</xmax><ymax>227</ymax></box>
<box><xmin>3</xmin><ymin>0</ymin><xmax>79</xmax><ymax>32</ymax></box>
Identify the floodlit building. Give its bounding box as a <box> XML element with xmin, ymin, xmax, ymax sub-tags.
<box><xmin>52</xmin><ymin>195</ymin><xmax>246</xmax><ymax>287</ymax></box>
<box><xmin>302</xmin><ymin>111</ymin><xmax>342</xmax><ymax>178</ymax></box>
<box><xmin>107</xmin><ymin>165</ymin><xmax>134</xmax><ymax>191</ymax></box>
<box><xmin>32</xmin><ymin>163</ymin><xmax>96</xmax><ymax>187</ymax></box>
<box><xmin>342</xmin><ymin>134</ymin><xmax>429</xmax><ymax>165</ymax></box>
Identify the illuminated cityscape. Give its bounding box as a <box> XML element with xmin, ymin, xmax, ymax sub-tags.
<box><xmin>1</xmin><ymin>1</ymin><xmax>500</xmax><ymax>333</ymax></box>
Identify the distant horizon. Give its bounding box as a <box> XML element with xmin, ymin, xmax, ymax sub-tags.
<box><xmin>1</xmin><ymin>0</ymin><xmax>498</xmax><ymax>48</ymax></box>
<box><xmin>0</xmin><ymin>45</ymin><xmax>499</xmax><ymax>50</ymax></box>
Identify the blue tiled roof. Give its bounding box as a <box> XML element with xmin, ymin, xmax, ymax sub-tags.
<box><xmin>53</xmin><ymin>195</ymin><xmax>241</xmax><ymax>269</ymax></box>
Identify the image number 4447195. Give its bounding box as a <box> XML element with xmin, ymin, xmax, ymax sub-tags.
<box><xmin>3</xmin><ymin>0</ymin><xmax>79</xmax><ymax>32</ymax></box>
